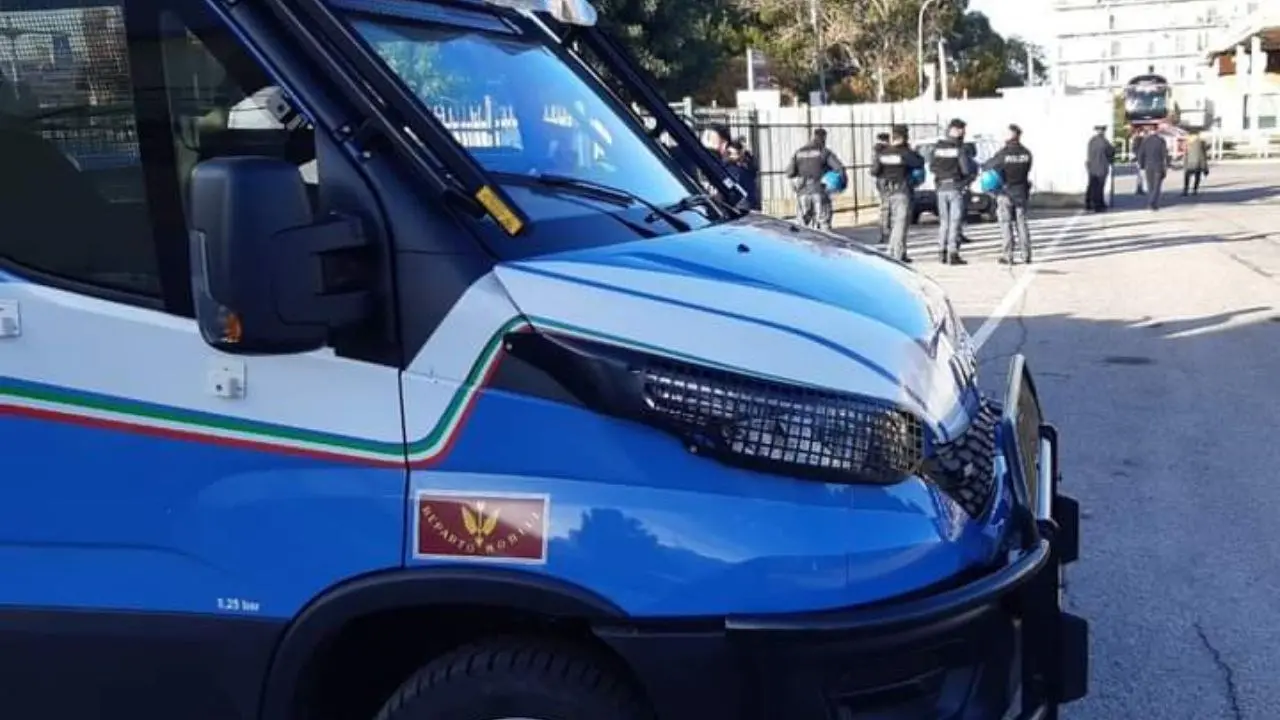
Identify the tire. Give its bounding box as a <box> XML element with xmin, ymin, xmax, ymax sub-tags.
<box><xmin>373</xmin><ymin>637</ymin><xmax>652</xmax><ymax>720</ymax></box>
<box><xmin>910</xmin><ymin>209</ymin><xmax>922</xmax><ymax>225</ymax></box>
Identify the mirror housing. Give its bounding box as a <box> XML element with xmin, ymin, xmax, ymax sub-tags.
<box><xmin>188</xmin><ymin>157</ymin><xmax>371</xmax><ymax>355</ymax></box>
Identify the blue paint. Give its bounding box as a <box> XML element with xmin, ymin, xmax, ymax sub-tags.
<box><xmin>0</xmin><ymin>415</ymin><xmax>404</xmax><ymax>619</ymax></box>
<box><xmin>521</xmin><ymin>221</ymin><xmax>940</xmax><ymax>343</ymax></box>
<box><xmin>411</xmin><ymin>388</ymin><xmax>1001</xmax><ymax>615</ymax></box>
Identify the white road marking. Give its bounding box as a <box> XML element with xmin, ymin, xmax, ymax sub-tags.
<box><xmin>971</xmin><ymin>209</ymin><xmax>1089</xmax><ymax>350</ymax></box>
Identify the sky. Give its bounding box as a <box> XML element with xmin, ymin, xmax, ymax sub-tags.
<box><xmin>968</xmin><ymin>0</ymin><xmax>1055</xmax><ymax>49</ymax></box>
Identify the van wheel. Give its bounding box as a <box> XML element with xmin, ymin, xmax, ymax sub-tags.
<box><xmin>910</xmin><ymin>210</ymin><xmax>922</xmax><ymax>225</ymax></box>
<box><xmin>373</xmin><ymin>638</ymin><xmax>652</xmax><ymax>720</ymax></box>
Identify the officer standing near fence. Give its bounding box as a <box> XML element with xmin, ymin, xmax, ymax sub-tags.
<box><xmin>873</xmin><ymin>132</ymin><xmax>891</xmax><ymax>244</ymax></box>
<box><xmin>929</xmin><ymin>118</ymin><xmax>973</xmax><ymax>265</ymax></box>
<box><xmin>983</xmin><ymin>124</ymin><xmax>1035</xmax><ymax>265</ymax></box>
<box><xmin>785</xmin><ymin>127</ymin><xmax>846</xmax><ymax>231</ymax></box>
<box><xmin>870</xmin><ymin>124</ymin><xmax>925</xmax><ymax>263</ymax></box>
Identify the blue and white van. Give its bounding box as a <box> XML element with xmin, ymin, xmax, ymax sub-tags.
<box><xmin>0</xmin><ymin>0</ymin><xmax>1086</xmax><ymax>718</ymax></box>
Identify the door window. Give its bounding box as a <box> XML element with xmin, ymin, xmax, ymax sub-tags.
<box><xmin>0</xmin><ymin>1</ymin><xmax>158</xmax><ymax>296</ymax></box>
<box><xmin>156</xmin><ymin>10</ymin><xmax>317</xmax><ymax>207</ymax></box>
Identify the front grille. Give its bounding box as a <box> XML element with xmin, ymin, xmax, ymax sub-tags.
<box><xmin>640</xmin><ymin>360</ymin><xmax>925</xmax><ymax>485</ymax></box>
<box><xmin>926</xmin><ymin>399</ymin><xmax>998</xmax><ymax>518</ymax></box>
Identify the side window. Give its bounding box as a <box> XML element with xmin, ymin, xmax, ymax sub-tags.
<box><xmin>0</xmin><ymin>1</ymin><xmax>159</xmax><ymax>296</ymax></box>
<box><xmin>156</xmin><ymin>10</ymin><xmax>317</xmax><ymax>207</ymax></box>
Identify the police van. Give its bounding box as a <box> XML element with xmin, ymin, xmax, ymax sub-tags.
<box><xmin>0</xmin><ymin>0</ymin><xmax>1086</xmax><ymax>718</ymax></box>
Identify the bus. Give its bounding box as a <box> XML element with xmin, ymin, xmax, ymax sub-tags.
<box><xmin>1123</xmin><ymin>73</ymin><xmax>1173</xmax><ymax>128</ymax></box>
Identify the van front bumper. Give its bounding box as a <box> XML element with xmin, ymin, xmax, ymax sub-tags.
<box><xmin>597</xmin><ymin>357</ymin><xmax>1086</xmax><ymax>720</ymax></box>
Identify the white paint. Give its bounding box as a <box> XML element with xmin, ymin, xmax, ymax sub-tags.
<box><xmin>492</xmin><ymin>262</ymin><xmax>974</xmax><ymax>436</ymax></box>
<box><xmin>971</xmin><ymin>210</ymin><xmax>1088</xmax><ymax>351</ymax></box>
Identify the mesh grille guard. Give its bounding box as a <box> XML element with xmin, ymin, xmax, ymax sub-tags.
<box><xmin>639</xmin><ymin>358</ymin><xmax>927</xmax><ymax>485</ymax></box>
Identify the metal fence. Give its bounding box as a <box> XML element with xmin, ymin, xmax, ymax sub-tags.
<box><xmin>1</xmin><ymin>6</ymin><xmax>143</xmax><ymax>201</ymax></box>
<box><xmin>677</xmin><ymin>104</ymin><xmax>940</xmax><ymax>218</ymax></box>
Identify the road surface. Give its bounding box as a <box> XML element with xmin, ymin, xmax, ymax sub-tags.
<box><xmin>844</xmin><ymin>161</ymin><xmax>1279</xmax><ymax>720</ymax></box>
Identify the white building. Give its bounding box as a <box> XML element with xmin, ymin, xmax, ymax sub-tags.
<box><xmin>1050</xmin><ymin>0</ymin><xmax>1260</xmax><ymax>103</ymax></box>
<box><xmin>1203</xmin><ymin>4</ymin><xmax>1280</xmax><ymax>135</ymax></box>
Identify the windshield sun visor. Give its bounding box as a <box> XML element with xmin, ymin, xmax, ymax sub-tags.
<box><xmin>482</xmin><ymin>0</ymin><xmax>598</xmax><ymax>26</ymax></box>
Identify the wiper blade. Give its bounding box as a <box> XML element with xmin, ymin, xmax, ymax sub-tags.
<box><xmin>526</xmin><ymin>173</ymin><xmax>691</xmax><ymax>233</ymax></box>
<box><xmin>668</xmin><ymin>192</ymin><xmax>744</xmax><ymax>219</ymax></box>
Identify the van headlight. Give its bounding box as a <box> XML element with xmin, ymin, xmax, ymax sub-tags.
<box><xmin>505</xmin><ymin>330</ymin><xmax>928</xmax><ymax>485</ymax></box>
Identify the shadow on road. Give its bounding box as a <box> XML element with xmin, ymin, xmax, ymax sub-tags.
<box><xmin>962</xmin><ymin>307</ymin><xmax>1280</xmax><ymax>719</ymax></box>
<box><xmin>835</xmin><ymin>203</ymin><xmax>1264</xmax><ymax>265</ymax></box>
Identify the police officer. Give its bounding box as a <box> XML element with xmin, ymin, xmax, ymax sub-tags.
<box><xmin>873</xmin><ymin>132</ymin><xmax>891</xmax><ymax>244</ymax></box>
<box><xmin>1085</xmin><ymin>125</ymin><xmax>1115</xmax><ymax>212</ymax></box>
<box><xmin>929</xmin><ymin>118</ymin><xmax>973</xmax><ymax>265</ymax></box>
<box><xmin>870</xmin><ymin>124</ymin><xmax>925</xmax><ymax>263</ymax></box>
<box><xmin>983</xmin><ymin>124</ymin><xmax>1035</xmax><ymax>264</ymax></box>
<box><xmin>785</xmin><ymin>127</ymin><xmax>846</xmax><ymax>231</ymax></box>
<box><xmin>1135</xmin><ymin>128</ymin><xmax>1170</xmax><ymax>210</ymax></box>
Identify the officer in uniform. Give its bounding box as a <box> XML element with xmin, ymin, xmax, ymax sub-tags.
<box><xmin>784</xmin><ymin>127</ymin><xmax>846</xmax><ymax>230</ymax></box>
<box><xmin>928</xmin><ymin>118</ymin><xmax>973</xmax><ymax>265</ymax></box>
<box><xmin>983</xmin><ymin>124</ymin><xmax>1035</xmax><ymax>264</ymax></box>
<box><xmin>870</xmin><ymin>124</ymin><xmax>925</xmax><ymax>263</ymax></box>
<box><xmin>873</xmin><ymin>132</ymin><xmax>891</xmax><ymax>244</ymax></box>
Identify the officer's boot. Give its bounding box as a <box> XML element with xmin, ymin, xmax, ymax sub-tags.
<box><xmin>947</xmin><ymin>252</ymin><xmax>967</xmax><ymax>265</ymax></box>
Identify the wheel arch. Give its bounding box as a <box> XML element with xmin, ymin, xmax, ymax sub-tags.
<box><xmin>258</xmin><ymin>567</ymin><xmax>628</xmax><ymax>720</ymax></box>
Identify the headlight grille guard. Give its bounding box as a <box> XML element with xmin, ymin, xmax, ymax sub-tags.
<box><xmin>503</xmin><ymin>329</ymin><xmax>931</xmax><ymax>486</ymax></box>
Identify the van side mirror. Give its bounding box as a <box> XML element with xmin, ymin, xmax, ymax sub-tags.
<box><xmin>188</xmin><ymin>157</ymin><xmax>370</xmax><ymax>354</ymax></box>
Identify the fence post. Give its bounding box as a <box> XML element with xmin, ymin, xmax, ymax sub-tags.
<box><xmin>849</xmin><ymin>114</ymin><xmax>859</xmax><ymax>224</ymax></box>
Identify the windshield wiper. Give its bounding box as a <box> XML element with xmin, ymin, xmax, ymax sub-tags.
<box><xmin>666</xmin><ymin>192</ymin><xmax>743</xmax><ymax>220</ymax></box>
<box><xmin>526</xmin><ymin>173</ymin><xmax>691</xmax><ymax>233</ymax></box>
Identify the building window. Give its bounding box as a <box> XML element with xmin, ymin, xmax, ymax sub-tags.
<box><xmin>1108</xmin><ymin>13</ymin><xmax>1115</xmax><ymax>30</ymax></box>
<box><xmin>1175</xmin><ymin>34</ymin><xmax>1186</xmax><ymax>53</ymax></box>
<box><xmin>1111</xmin><ymin>40</ymin><xmax>1122</xmax><ymax>57</ymax></box>
<box><xmin>1109</xmin><ymin>65</ymin><xmax>1119</xmax><ymax>82</ymax></box>
<box><xmin>1177</xmin><ymin>63</ymin><xmax>1187</xmax><ymax>79</ymax></box>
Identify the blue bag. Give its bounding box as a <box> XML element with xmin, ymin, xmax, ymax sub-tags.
<box><xmin>978</xmin><ymin>168</ymin><xmax>1003</xmax><ymax>193</ymax></box>
<box><xmin>822</xmin><ymin>170</ymin><xmax>847</xmax><ymax>194</ymax></box>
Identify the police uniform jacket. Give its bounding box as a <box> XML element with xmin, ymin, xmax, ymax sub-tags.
<box><xmin>1086</xmin><ymin>135</ymin><xmax>1115</xmax><ymax>177</ymax></box>
<box><xmin>1135</xmin><ymin>133</ymin><xmax>1169</xmax><ymax>173</ymax></box>
<box><xmin>785</xmin><ymin>141</ymin><xmax>845</xmax><ymax>194</ymax></box>
<box><xmin>984</xmin><ymin>141</ymin><xmax>1034</xmax><ymax>201</ymax></box>
<box><xmin>928</xmin><ymin>137</ymin><xmax>973</xmax><ymax>190</ymax></box>
<box><xmin>870</xmin><ymin>143</ymin><xmax>924</xmax><ymax>194</ymax></box>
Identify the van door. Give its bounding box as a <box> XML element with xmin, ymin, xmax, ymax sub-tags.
<box><xmin>0</xmin><ymin>0</ymin><xmax>404</xmax><ymax>716</ymax></box>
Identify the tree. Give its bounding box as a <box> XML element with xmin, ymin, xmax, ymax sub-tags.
<box><xmin>945</xmin><ymin>12</ymin><xmax>1048</xmax><ymax>97</ymax></box>
<box><xmin>593</xmin><ymin>0</ymin><xmax>744</xmax><ymax>101</ymax></box>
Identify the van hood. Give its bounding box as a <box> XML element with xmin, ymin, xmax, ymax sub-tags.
<box><xmin>493</xmin><ymin>214</ymin><xmax>979</xmax><ymax>441</ymax></box>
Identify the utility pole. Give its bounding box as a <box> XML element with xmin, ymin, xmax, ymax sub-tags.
<box><xmin>917</xmin><ymin>0</ymin><xmax>940</xmax><ymax>96</ymax></box>
<box><xmin>810</xmin><ymin>0</ymin><xmax>827</xmax><ymax>104</ymax></box>
<box><xmin>938</xmin><ymin>37</ymin><xmax>949</xmax><ymax>100</ymax></box>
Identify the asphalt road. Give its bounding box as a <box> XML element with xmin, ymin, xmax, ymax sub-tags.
<box><xmin>843</xmin><ymin>162</ymin><xmax>1280</xmax><ymax>720</ymax></box>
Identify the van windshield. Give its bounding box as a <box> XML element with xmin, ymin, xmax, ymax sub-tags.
<box><xmin>344</xmin><ymin>10</ymin><xmax>695</xmax><ymax>216</ymax></box>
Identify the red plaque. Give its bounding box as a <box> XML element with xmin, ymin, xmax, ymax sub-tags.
<box><xmin>415</xmin><ymin>491</ymin><xmax>549</xmax><ymax>563</ymax></box>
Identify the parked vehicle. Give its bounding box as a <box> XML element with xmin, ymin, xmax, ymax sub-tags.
<box><xmin>0</xmin><ymin>0</ymin><xmax>1087</xmax><ymax>718</ymax></box>
<box><xmin>911</xmin><ymin>138</ymin><xmax>1002</xmax><ymax>225</ymax></box>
